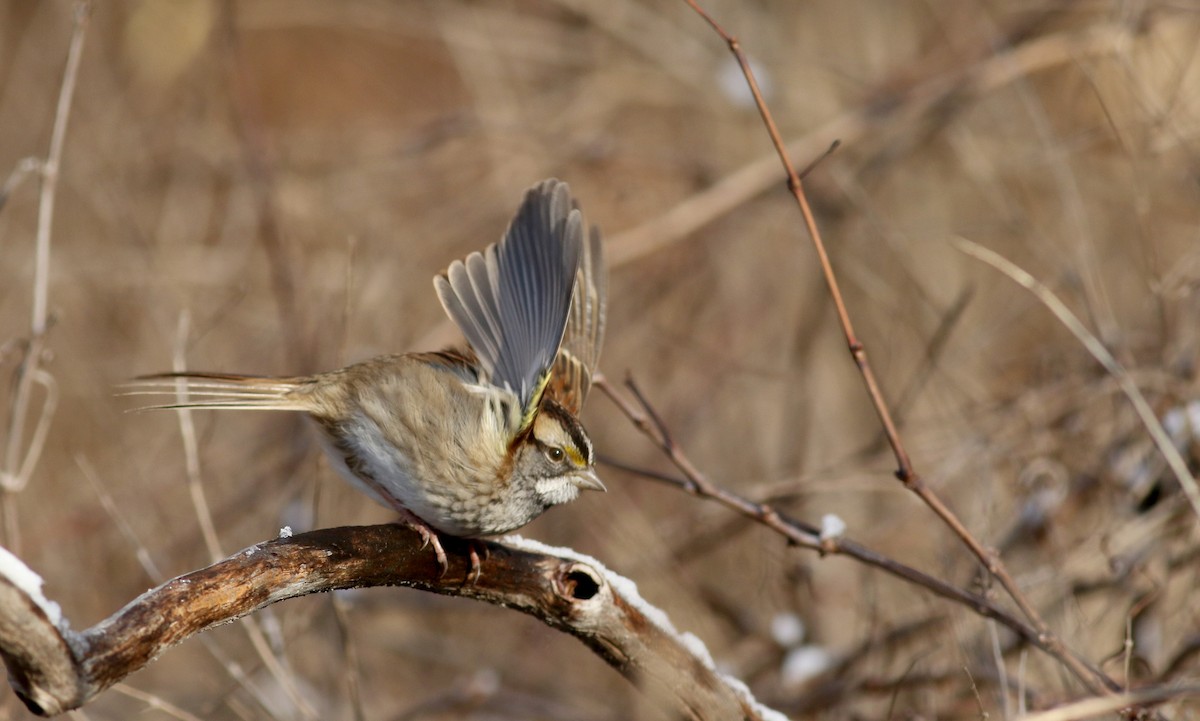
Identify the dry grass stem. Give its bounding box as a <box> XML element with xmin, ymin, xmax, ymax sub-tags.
<box><xmin>955</xmin><ymin>237</ymin><xmax>1200</xmax><ymax>521</ymax></box>
<box><xmin>166</xmin><ymin>311</ymin><xmax>318</xmax><ymax>721</ymax></box>
<box><xmin>109</xmin><ymin>684</ymin><xmax>207</xmax><ymax>721</ymax></box>
<box><xmin>1016</xmin><ymin>684</ymin><xmax>1200</xmax><ymax>721</ymax></box>
<box><xmin>1</xmin><ymin>1</ymin><xmax>90</xmax><ymax>554</ymax></box>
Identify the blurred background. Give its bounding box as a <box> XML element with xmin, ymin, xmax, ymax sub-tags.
<box><xmin>1</xmin><ymin>1</ymin><xmax>1198</xmax><ymax>718</ymax></box>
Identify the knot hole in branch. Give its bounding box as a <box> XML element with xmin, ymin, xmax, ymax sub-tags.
<box><xmin>560</xmin><ymin>564</ymin><xmax>602</xmax><ymax>601</ymax></box>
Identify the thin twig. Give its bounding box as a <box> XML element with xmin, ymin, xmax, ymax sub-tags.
<box><xmin>991</xmin><ymin>621</ymin><xmax>1013</xmax><ymax>719</ymax></box>
<box><xmin>1015</xmin><ymin>685</ymin><xmax>1200</xmax><ymax>721</ymax></box>
<box><xmin>75</xmin><ymin>455</ymin><xmax>163</xmax><ymax>580</ymax></box>
<box><xmin>594</xmin><ymin>377</ymin><xmax>1108</xmax><ymax>684</ymax></box>
<box><xmin>677</xmin><ymin>0</ymin><xmax>1115</xmax><ymax>696</ymax></box>
<box><xmin>168</xmin><ymin>312</ymin><xmax>318</xmax><ymax>721</ymax></box>
<box><xmin>171</xmin><ymin>311</ymin><xmax>223</xmax><ymax>561</ymax></box>
<box><xmin>78</xmin><ymin>456</ymin><xmax>299</xmax><ymax>719</ymax></box>
<box><xmin>32</xmin><ymin>3</ymin><xmax>88</xmax><ymax>339</ymax></box>
<box><xmin>110</xmin><ymin>684</ymin><xmax>207</xmax><ymax>721</ymax></box>
<box><xmin>331</xmin><ymin>595</ymin><xmax>367</xmax><ymax>721</ymax></box>
<box><xmin>1</xmin><ymin>1</ymin><xmax>91</xmax><ymax>554</ymax></box>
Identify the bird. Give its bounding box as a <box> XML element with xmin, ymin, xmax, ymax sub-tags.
<box><xmin>126</xmin><ymin>179</ymin><xmax>607</xmax><ymax>577</ymax></box>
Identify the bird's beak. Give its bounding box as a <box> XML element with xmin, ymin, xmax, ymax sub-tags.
<box><xmin>574</xmin><ymin>469</ymin><xmax>607</xmax><ymax>493</ymax></box>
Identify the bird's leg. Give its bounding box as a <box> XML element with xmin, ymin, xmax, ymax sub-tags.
<box><xmin>389</xmin><ymin>506</ymin><xmax>448</xmax><ymax>575</ymax></box>
<box><xmin>465</xmin><ymin>541</ymin><xmax>490</xmax><ymax>584</ymax></box>
<box><xmin>385</xmin><ymin>506</ymin><xmax>490</xmax><ymax>582</ymax></box>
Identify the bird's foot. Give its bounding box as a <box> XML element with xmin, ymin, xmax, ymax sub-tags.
<box><xmin>465</xmin><ymin>540</ymin><xmax>491</xmax><ymax>585</ymax></box>
<box><xmin>387</xmin><ymin>508</ymin><xmax>490</xmax><ymax>583</ymax></box>
<box><xmin>389</xmin><ymin>509</ymin><xmax>449</xmax><ymax>576</ymax></box>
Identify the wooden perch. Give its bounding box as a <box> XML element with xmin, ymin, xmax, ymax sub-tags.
<box><xmin>0</xmin><ymin>525</ymin><xmax>775</xmax><ymax>720</ymax></box>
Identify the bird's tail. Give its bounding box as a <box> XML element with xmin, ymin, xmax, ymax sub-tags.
<box><xmin>121</xmin><ymin>372</ymin><xmax>313</xmax><ymax>412</ymax></box>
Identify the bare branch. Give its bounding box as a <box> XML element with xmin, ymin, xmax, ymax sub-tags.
<box><xmin>595</xmin><ymin>377</ymin><xmax>1108</xmax><ymax>686</ymax></box>
<box><xmin>0</xmin><ymin>525</ymin><xmax>775</xmax><ymax>720</ymax></box>
<box><xmin>675</xmin><ymin>0</ymin><xmax>1118</xmax><ymax>698</ymax></box>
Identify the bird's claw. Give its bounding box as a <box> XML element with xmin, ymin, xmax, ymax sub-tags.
<box><xmin>411</xmin><ymin>523</ymin><xmax>449</xmax><ymax>577</ymax></box>
<box><xmin>391</xmin><ymin>511</ymin><xmax>483</xmax><ymax>582</ymax></box>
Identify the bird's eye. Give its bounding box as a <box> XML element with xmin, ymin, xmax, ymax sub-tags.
<box><xmin>545</xmin><ymin>447</ymin><xmax>566</xmax><ymax>464</ymax></box>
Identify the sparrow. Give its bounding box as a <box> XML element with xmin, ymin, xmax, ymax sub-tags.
<box><xmin>128</xmin><ymin>179</ymin><xmax>607</xmax><ymax>576</ymax></box>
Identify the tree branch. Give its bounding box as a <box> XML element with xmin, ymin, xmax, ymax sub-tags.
<box><xmin>676</xmin><ymin>0</ymin><xmax>1117</xmax><ymax>698</ymax></box>
<box><xmin>0</xmin><ymin>525</ymin><xmax>777</xmax><ymax>720</ymax></box>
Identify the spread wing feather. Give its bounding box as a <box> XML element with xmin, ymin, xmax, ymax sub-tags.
<box><xmin>434</xmin><ymin>179</ymin><xmax>583</xmax><ymax>431</ymax></box>
<box><xmin>547</xmin><ymin>225</ymin><xmax>606</xmax><ymax>414</ymax></box>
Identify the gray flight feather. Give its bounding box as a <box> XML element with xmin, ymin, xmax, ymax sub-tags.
<box><xmin>434</xmin><ymin>179</ymin><xmax>583</xmax><ymax>420</ymax></box>
<box><xmin>548</xmin><ymin>224</ymin><xmax>607</xmax><ymax>415</ymax></box>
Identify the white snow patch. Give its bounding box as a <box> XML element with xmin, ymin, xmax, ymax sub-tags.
<box><xmin>504</xmin><ymin>535</ymin><xmax>683</xmax><ymax>634</ymax></box>
<box><xmin>721</xmin><ymin>673</ymin><xmax>791</xmax><ymax>721</ymax></box>
<box><xmin>503</xmin><ymin>535</ymin><xmax>715</xmax><ymax>666</ymax></box>
<box><xmin>605</xmin><ymin>572</ymin><xmax>680</xmax><ymax>639</ymax></box>
<box><xmin>680</xmin><ymin>632</ymin><xmax>715</xmax><ymax>669</ymax></box>
<box><xmin>782</xmin><ymin>645</ymin><xmax>834</xmax><ymax>686</ymax></box>
<box><xmin>819</xmin><ymin>514</ymin><xmax>846</xmax><ymax>541</ymax></box>
<box><xmin>278</xmin><ymin>525</ymin><xmax>293</xmax><ymax>539</ymax></box>
<box><xmin>0</xmin><ymin>545</ymin><xmax>62</xmax><ymax>627</ymax></box>
<box><xmin>770</xmin><ymin>613</ymin><xmax>805</xmax><ymax>647</ymax></box>
<box><xmin>1163</xmin><ymin>400</ymin><xmax>1200</xmax><ymax>445</ymax></box>
<box><xmin>504</xmin><ymin>536</ymin><xmax>785</xmax><ymax>718</ymax></box>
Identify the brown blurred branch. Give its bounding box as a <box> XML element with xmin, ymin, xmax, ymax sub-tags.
<box><xmin>678</xmin><ymin>0</ymin><xmax>1118</xmax><ymax>698</ymax></box>
<box><xmin>955</xmin><ymin>238</ymin><xmax>1200</xmax><ymax>520</ymax></box>
<box><xmin>218</xmin><ymin>2</ymin><xmax>310</xmax><ymax>368</ymax></box>
<box><xmin>0</xmin><ymin>525</ymin><xmax>771</xmax><ymax>720</ymax></box>
<box><xmin>596</xmin><ymin>376</ymin><xmax>1107</xmax><ymax>687</ymax></box>
<box><xmin>606</xmin><ymin>14</ymin><xmax>1140</xmax><ymax>269</ymax></box>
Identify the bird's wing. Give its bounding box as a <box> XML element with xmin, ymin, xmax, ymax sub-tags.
<box><xmin>546</xmin><ymin>224</ymin><xmax>606</xmax><ymax>415</ymax></box>
<box><xmin>434</xmin><ymin>179</ymin><xmax>583</xmax><ymax>435</ymax></box>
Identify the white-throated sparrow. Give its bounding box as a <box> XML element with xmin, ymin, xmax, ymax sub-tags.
<box><xmin>128</xmin><ymin>179</ymin><xmax>607</xmax><ymax>573</ymax></box>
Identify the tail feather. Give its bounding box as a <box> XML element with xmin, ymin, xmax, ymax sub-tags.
<box><xmin>121</xmin><ymin>372</ymin><xmax>312</xmax><ymax>412</ymax></box>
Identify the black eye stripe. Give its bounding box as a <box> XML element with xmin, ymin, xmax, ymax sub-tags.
<box><xmin>532</xmin><ymin>438</ymin><xmax>564</xmax><ymax>455</ymax></box>
<box><xmin>537</xmin><ymin>400</ymin><xmax>592</xmax><ymax>464</ymax></box>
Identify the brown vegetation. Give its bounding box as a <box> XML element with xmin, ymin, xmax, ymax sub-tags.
<box><xmin>1</xmin><ymin>1</ymin><xmax>1198</xmax><ymax>718</ymax></box>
